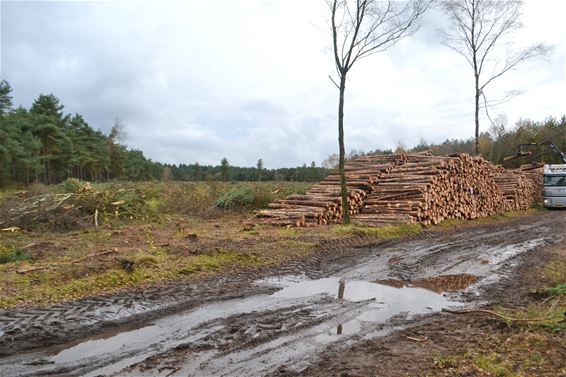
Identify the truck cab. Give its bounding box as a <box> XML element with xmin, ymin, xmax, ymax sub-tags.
<box><xmin>543</xmin><ymin>164</ymin><xmax>566</xmax><ymax>208</ymax></box>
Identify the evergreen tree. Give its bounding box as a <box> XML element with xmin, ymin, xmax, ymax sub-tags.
<box><xmin>220</xmin><ymin>157</ymin><xmax>230</xmax><ymax>181</ymax></box>
<box><xmin>256</xmin><ymin>158</ymin><xmax>264</xmax><ymax>182</ymax></box>
<box><xmin>107</xmin><ymin>120</ymin><xmax>127</xmax><ymax>179</ymax></box>
<box><xmin>162</xmin><ymin>166</ymin><xmax>173</xmax><ymax>181</ymax></box>
<box><xmin>0</xmin><ymin>80</ymin><xmax>13</xmax><ymax>115</ymax></box>
<box><xmin>310</xmin><ymin>161</ymin><xmax>317</xmax><ymax>181</ymax></box>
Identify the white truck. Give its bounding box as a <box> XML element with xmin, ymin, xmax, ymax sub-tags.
<box><xmin>504</xmin><ymin>140</ymin><xmax>566</xmax><ymax>209</ymax></box>
<box><xmin>543</xmin><ymin>164</ymin><xmax>566</xmax><ymax>208</ymax></box>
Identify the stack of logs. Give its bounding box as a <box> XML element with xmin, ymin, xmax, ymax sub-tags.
<box><xmin>353</xmin><ymin>154</ymin><xmax>507</xmax><ymax>226</ymax></box>
<box><xmin>256</xmin><ymin>154</ymin><xmax>395</xmax><ymax>227</ymax></box>
<box><xmin>256</xmin><ymin>155</ymin><xmax>394</xmax><ymax>227</ymax></box>
<box><xmin>258</xmin><ymin>152</ymin><xmax>541</xmax><ymax>227</ymax></box>
<box><xmin>519</xmin><ymin>164</ymin><xmax>544</xmax><ymax>204</ymax></box>
<box><xmin>493</xmin><ymin>166</ymin><xmax>536</xmax><ymax>211</ymax></box>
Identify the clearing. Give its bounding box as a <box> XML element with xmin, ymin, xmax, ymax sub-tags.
<box><xmin>0</xmin><ymin>207</ymin><xmax>564</xmax><ymax>376</ymax></box>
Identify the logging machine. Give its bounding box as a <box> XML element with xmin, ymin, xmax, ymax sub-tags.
<box><xmin>503</xmin><ymin>141</ymin><xmax>566</xmax><ymax>208</ymax></box>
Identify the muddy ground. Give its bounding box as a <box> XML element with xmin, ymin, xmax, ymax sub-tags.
<box><xmin>0</xmin><ymin>210</ymin><xmax>564</xmax><ymax>376</ymax></box>
<box><xmin>300</xmin><ymin>233</ymin><xmax>566</xmax><ymax>377</ymax></box>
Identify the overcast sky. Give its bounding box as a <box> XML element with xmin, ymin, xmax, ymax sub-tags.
<box><xmin>1</xmin><ymin>0</ymin><xmax>565</xmax><ymax>168</ymax></box>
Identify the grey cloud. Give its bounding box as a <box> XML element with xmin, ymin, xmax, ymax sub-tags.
<box><xmin>1</xmin><ymin>0</ymin><xmax>564</xmax><ymax>168</ymax></box>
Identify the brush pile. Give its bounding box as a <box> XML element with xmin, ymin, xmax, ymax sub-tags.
<box><xmin>258</xmin><ymin>152</ymin><xmax>541</xmax><ymax>227</ymax></box>
<box><xmin>0</xmin><ymin>182</ymin><xmax>156</xmax><ymax>231</ymax></box>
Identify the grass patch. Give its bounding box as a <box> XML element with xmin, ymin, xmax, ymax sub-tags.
<box><xmin>543</xmin><ymin>260</ymin><xmax>566</xmax><ymax>286</ymax></box>
<box><xmin>0</xmin><ymin>247</ymin><xmax>30</xmax><ymax>264</ymax></box>
<box><xmin>333</xmin><ymin>223</ymin><xmax>422</xmax><ymax>239</ymax></box>
<box><xmin>156</xmin><ymin>181</ymin><xmax>312</xmax><ymax>215</ymax></box>
<box><xmin>491</xmin><ymin>297</ymin><xmax>566</xmax><ymax>332</ymax></box>
<box><xmin>275</xmin><ymin>227</ymin><xmax>301</xmax><ymax>237</ymax></box>
<box><xmin>176</xmin><ymin>251</ymin><xmax>262</xmax><ymax>275</ymax></box>
<box><xmin>432</xmin><ymin>354</ymin><xmax>461</xmax><ymax>369</ymax></box>
<box><xmin>432</xmin><ymin>331</ymin><xmax>564</xmax><ymax>377</ymax></box>
<box><xmin>473</xmin><ymin>353</ymin><xmax>513</xmax><ymax>376</ymax></box>
<box><xmin>0</xmin><ymin>250</ymin><xmax>265</xmax><ymax>308</ymax></box>
<box><xmin>279</xmin><ymin>240</ymin><xmax>320</xmax><ymax>250</ymax></box>
<box><xmin>545</xmin><ymin>283</ymin><xmax>566</xmax><ymax>296</ymax></box>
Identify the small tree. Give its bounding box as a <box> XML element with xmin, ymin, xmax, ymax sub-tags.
<box><xmin>109</xmin><ymin>117</ymin><xmax>127</xmax><ymax>144</ymax></box>
<box><xmin>0</xmin><ymin>80</ymin><xmax>13</xmax><ymax>116</ymax></box>
<box><xmin>322</xmin><ymin>153</ymin><xmax>339</xmax><ymax>169</ymax></box>
<box><xmin>440</xmin><ymin>0</ymin><xmax>549</xmax><ymax>155</ymax></box>
<box><xmin>220</xmin><ymin>157</ymin><xmax>230</xmax><ymax>181</ymax></box>
<box><xmin>107</xmin><ymin>118</ymin><xmax>127</xmax><ymax>180</ymax></box>
<box><xmin>256</xmin><ymin>158</ymin><xmax>264</xmax><ymax>182</ymax></box>
<box><xmin>162</xmin><ymin>166</ymin><xmax>174</xmax><ymax>181</ymax></box>
<box><xmin>310</xmin><ymin>161</ymin><xmax>317</xmax><ymax>181</ymax></box>
<box><xmin>328</xmin><ymin>0</ymin><xmax>430</xmax><ymax>223</ymax></box>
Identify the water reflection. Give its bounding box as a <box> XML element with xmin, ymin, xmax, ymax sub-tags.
<box><xmin>332</xmin><ymin>276</ymin><xmax>466</xmax><ymax>336</ymax></box>
<box><xmin>374</xmin><ymin>274</ymin><xmax>478</xmax><ymax>293</ymax></box>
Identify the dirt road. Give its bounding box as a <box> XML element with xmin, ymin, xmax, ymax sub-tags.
<box><xmin>1</xmin><ymin>211</ymin><xmax>564</xmax><ymax>376</ymax></box>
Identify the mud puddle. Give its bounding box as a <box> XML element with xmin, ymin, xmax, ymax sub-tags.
<box><xmin>2</xmin><ymin>276</ymin><xmax>462</xmax><ymax>377</ymax></box>
<box><xmin>266</xmin><ymin>276</ymin><xmax>458</xmax><ymax>335</ymax></box>
<box><xmin>120</xmin><ymin>277</ymin><xmax>462</xmax><ymax>377</ymax></box>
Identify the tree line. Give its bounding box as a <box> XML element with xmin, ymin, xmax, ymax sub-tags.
<box><xmin>0</xmin><ymin>81</ymin><xmax>330</xmax><ymax>186</ymax></box>
<box><xmin>321</xmin><ymin>116</ymin><xmax>566</xmax><ymax>169</ymax></box>
<box><xmin>2</xmin><ymin>79</ymin><xmax>562</xmax><ymax>188</ymax></box>
<box><xmin>163</xmin><ymin>160</ymin><xmax>329</xmax><ymax>183</ymax></box>
<box><xmin>0</xmin><ymin>80</ymin><xmax>162</xmax><ymax>186</ymax></box>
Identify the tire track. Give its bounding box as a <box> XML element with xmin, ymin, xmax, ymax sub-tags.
<box><xmin>0</xmin><ymin>211</ymin><xmax>563</xmax><ymax>357</ymax></box>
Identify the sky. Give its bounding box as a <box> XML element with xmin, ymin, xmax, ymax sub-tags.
<box><xmin>1</xmin><ymin>0</ymin><xmax>565</xmax><ymax>168</ymax></box>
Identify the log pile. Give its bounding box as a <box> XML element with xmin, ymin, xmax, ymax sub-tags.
<box><xmin>353</xmin><ymin>154</ymin><xmax>507</xmax><ymax>226</ymax></box>
<box><xmin>257</xmin><ymin>155</ymin><xmax>394</xmax><ymax>226</ymax></box>
<box><xmin>519</xmin><ymin>164</ymin><xmax>544</xmax><ymax>204</ymax></box>
<box><xmin>492</xmin><ymin>167</ymin><xmax>536</xmax><ymax>211</ymax></box>
<box><xmin>258</xmin><ymin>152</ymin><xmax>542</xmax><ymax>227</ymax></box>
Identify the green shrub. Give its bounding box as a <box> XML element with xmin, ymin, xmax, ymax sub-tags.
<box><xmin>545</xmin><ymin>283</ymin><xmax>566</xmax><ymax>296</ymax></box>
<box><xmin>0</xmin><ymin>248</ymin><xmax>30</xmax><ymax>264</ymax></box>
<box><xmin>215</xmin><ymin>186</ymin><xmax>274</xmax><ymax>210</ymax></box>
<box><xmin>157</xmin><ymin>181</ymin><xmax>227</xmax><ymax>214</ymax></box>
<box><xmin>60</xmin><ymin>178</ymin><xmax>84</xmax><ymax>193</ymax></box>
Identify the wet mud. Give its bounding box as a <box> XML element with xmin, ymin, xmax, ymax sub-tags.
<box><xmin>0</xmin><ymin>210</ymin><xmax>564</xmax><ymax>376</ymax></box>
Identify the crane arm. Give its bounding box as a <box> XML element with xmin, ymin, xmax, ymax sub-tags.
<box><xmin>503</xmin><ymin>141</ymin><xmax>566</xmax><ymax>165</ymax></box>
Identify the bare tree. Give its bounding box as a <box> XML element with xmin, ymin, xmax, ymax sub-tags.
<box><xmin>440</xmin><ymin>0</ymin><xmax>549</xmax><ymax>155</ymax></box>
<box><xmin>328</xmin><ymin>0</ymin><xmax>430</xmax><ymax>224</ymax></box>
<box><xmin>110</xmin><ymin>117</ymin><xmax>128</xmax><ymax>144</ymax></box>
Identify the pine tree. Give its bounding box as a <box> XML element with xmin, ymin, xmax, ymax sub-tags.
<box><xmin>0</xmin><ymin>80</ymin><xmax>13</xmax><ymax>115</ymax></box>
<box><xmin>257</xmin><ymin>158</ymin><xmax>264</xmax><ymax>182</ymax></box>
<box><xmin>220</xmin><ymin>157</ymin><xmax>230</xmax><ymax>181</ymax></box>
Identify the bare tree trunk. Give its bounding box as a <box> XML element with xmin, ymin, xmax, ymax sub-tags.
<box><xmin>338</xmin><ymin>75</ymin><xmax>350</xmax><ymax>224</ymax></box>
<box><xmin>474</xmin><ymin>74</ymin><xmax>480</xmax><ymax>155</ymax></box>
<box><xmin>441</xmin><ymin>0</ymin><xmax>547</xmax><ymax>156</ymax></box>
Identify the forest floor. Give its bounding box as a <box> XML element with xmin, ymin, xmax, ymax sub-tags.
<box><xmin>0</xmin><ymin>182</ymin><xmax>564</xmax><ymax>376</ymax></box>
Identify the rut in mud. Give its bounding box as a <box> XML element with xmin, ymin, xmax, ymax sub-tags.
<box><xmin>0</xmin><ymin>211</ymin><xmax>564</xmax><ymax>376</ymax></box>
